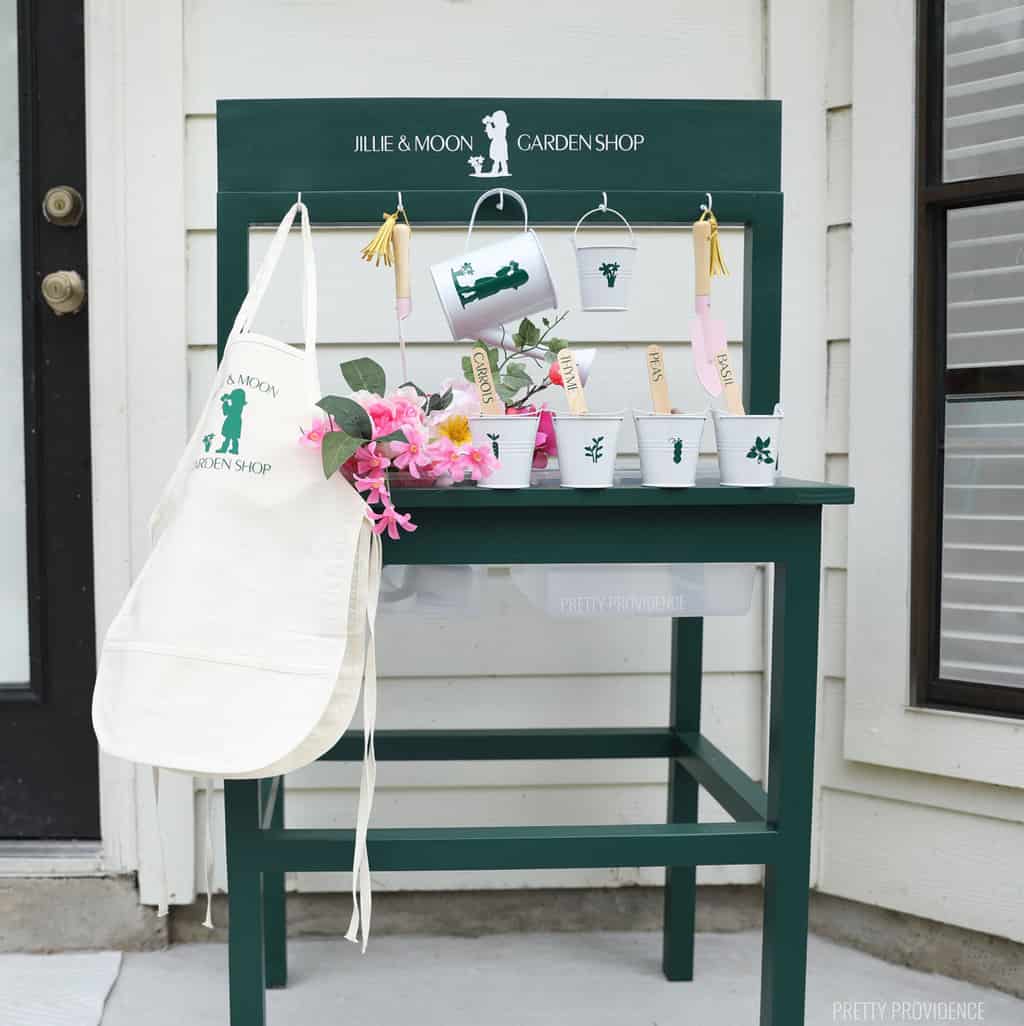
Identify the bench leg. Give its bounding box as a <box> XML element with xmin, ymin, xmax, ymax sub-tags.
<box><xmin>226</xmin><ymin>779</ymin><xmax>267</xmax><ymax>1026</ymax></box>
<box><xmin>662</xmin><ymin>616</ymin><xmax>703</xmax><ymax>981</ymax></box>
<box><xmin>759</xmin><ymin>534</ymin><xmax>822</xmax><ymax>1025</ymax></box>
<box><xmin>261</xmin><ymin>777</ymin><xmax>288</xmax><ymax>989</ymax></box>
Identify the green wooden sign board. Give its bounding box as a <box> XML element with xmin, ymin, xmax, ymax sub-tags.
<box><xmin>216</xmin><ymin>97</ymin><xmax>784</xmax><ymax>413</ymax></box>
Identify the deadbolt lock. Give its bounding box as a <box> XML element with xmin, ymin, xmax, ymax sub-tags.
<box><xmin>42</xmin><ymin>186</ymin><xmax>84</xmax><ymax>227</ymax></box>
<box><xmin>41</xmin><ymin>270</ymin><xmax>86</xmax><ymax>315</ymax></box>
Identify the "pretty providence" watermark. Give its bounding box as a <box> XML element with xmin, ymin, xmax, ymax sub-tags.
<box><xmin>832</xmin><ymin>1000</ymin><xmax>985</xmax><ymax>1022</ymax></box>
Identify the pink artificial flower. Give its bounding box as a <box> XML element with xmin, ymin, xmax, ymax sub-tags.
<box><xmin>355</xmin><ymin>473</ymin><xmax>389</xmax><ymax>505</ymax></box>
<box><xmin>368</xmin><ymin>501</ymin><xmax>417</xmax><ymax>541</ymax></box>
<box><xmin>355</xmin><ymin>442</ymin><xmax>391</xmax><ymax>477</ymax></box>
<box><xmin>509</xmin><ymin>405</ymin><xmax>557</xmax><ymax>469</ymax></box>
<box><xmin>429</xmin><ymin>437</ymin><xmax>469</xmax><ymax>483</ymax></box>
<box><xmin>464</xmin><ymin>443</ymin><xmax>499</xmax><ymax>482</ymax></box>
<box><xmin>299</xmin><ymin>415</ymin><xmax>333</xmax><ymax>449</ymax></box>
<box><xmin>390</xmin><ymin>428</ymin><xmax>433</xmax><ymax>479</ymax></box>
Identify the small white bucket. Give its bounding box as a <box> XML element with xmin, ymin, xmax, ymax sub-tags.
<box><xmin>572</xmin><ymin>198</ymin><xmax>637</xmax><ymax>311</ymax></box>
<box><xmin>431</xmin><ymin>189</ymin><xmax>558</xmax><ymax>343</ymax></box>
<box><xmin>634</xmin><ymin>411</ymin><xmax>706</xmax><ymax>487</ymax></box>
<box><xmin>553</xmin><ymin>412</ymin><xmax>624</xmax><ymax>488</ymax></box>
<box><xmin>711</xmin><ymin>407</ymin><xmax>783</xmax><ymax>486</ymax></box>
<box><xmin>469</xmin><ymin>413</ymin><xmax>539</xmax><ymax>489</ymax></box>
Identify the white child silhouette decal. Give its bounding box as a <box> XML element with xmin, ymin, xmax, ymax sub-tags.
<box><xmin>469</xmin><ymin>110</ymin><xmax>511</xmax><ymax>178</ymax></box>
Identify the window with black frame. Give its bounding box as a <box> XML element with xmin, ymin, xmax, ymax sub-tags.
<box><xmin>913</xmin><ymin>0</ymin><xmax>1024</xmax><ymax>717</ymax></box>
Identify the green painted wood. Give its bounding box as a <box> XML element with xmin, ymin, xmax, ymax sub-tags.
<box><xmin>759</xmin><ymin>510</ymin><xmax>823</xmax><ymax>1026</ymax></box>
<box><xmin>323</xmin><ymin>727</ymin><xmax>676</xmax><ymax>761</ymax></box>
<box><xmin>217</xmin><ymin>99</ymin><xmax>781</xmax><ymax>194</ymax></box>
<box><xmin>225</xmin><ymin>779</ymin><xmax>266</xmax><ymax>1026</ymax></box>
<box><xmin>259</xmin><ymin>778</ymin><xmax>287</xmax><ymax>990</ymax></box>
<box><xmin>663</xmin><ymin>618</ymin><xmax>703</xmax><ymax>982</ymax></box>
<box><xmin>380</xmin><ymin>503</ymin><xmax>833</xmax><ymax>567</ymax></box>
<box><xmin>675</xmin><ymin>732</ymin><xmax>768</xmax><ymax>823</ymax></box>
<box><xmin>232</xmin><ymin>822</ymin><xmax>779</xmax><ymax>874</ymax></box>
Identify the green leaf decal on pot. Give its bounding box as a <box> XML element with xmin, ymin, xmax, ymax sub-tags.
<box><xmin>746</xmin><ymin>435</ymin><xmax>775</xmax><ymax>465</ymax></box>
<box><xmin>583</xmin><ymin>435</ymin><xmax>605</xmax><ymax>464</ymax></box>
<box><xmin>487</xmin><ymin>432</ymin><xmax>500</xmax><ymax>459</ymax></box>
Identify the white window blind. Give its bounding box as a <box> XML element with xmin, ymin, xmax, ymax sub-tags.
<box><xmin>946</xmin><ymin>200</ymin><xmax>1024</xmax><ymax>368</ymax></box>
<box><xmin>940</xmin><ymin>398</ymin><xmax>1024</xmax><ymax>688</ymax></box>
<box><xmin>945</xmin><ymin>0</ymin><xmax>1024</xmax><ymax>181</ymax></box>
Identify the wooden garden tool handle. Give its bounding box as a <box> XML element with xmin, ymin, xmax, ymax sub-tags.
<box><xmin>392</xmin><ymin>222</ymin><xmax>411</xmax><ymax>316</ymax></box>
<box><xmin>693</xmin><ymin>218</ymin><xmax>712</xmax><ymax>299</ymax></box>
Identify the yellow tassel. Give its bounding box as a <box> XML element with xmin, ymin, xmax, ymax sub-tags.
<box><xmin>360</xmin><ymin>208</ymin><xmax>410</xmax><ymax>267</ymax></box>
<box><xmin>698</xmin><ymin>208</ymin><xmax>729</xmax><ymax>278</ymax></box>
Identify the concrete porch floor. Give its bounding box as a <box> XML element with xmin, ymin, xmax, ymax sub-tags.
<box><xmin>101</xmin><ymin>930</ymin><xmax>1023</xmax><ymax>1026</ymax></box>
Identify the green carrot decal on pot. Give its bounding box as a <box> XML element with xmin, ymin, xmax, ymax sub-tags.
<box><xmin>584</xmin><ymin>435</ymin><xmax>605</xmax><ymax>464</ymax></box>
<box><xmin>599</xmin><ymin>261</ymin><xmax>620</xmax><ymax>287</ymax></box>
<box><xmin>671</xmin><ymin>437</ymin><xmax>684</xmax><ymax>464</ymax></box>
<box><xmin>746</xmin><ymin>436</ymin><xmax>774</xmax><ymax>464</ymax></box>
<box><xmin>487</xmin><ymin>432</ymin><xmax>500</xmax><ymax>459</ymax></box>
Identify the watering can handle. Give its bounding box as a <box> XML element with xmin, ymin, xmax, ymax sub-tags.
<box><xmin>465</xmin><ymin>188</ymin><xmax>529</xmax><ymax>250</ymax></box>
<box><xmin>573</xmin><ymin>204</ymin><xmax>636</xmax><ymax>248</ymax></box>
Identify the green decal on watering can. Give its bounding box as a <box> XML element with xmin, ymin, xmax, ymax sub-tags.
<box><xmin>452</xmin><ymin>260</ymin><xmax>530</xmax><ymax>308</ymax></box>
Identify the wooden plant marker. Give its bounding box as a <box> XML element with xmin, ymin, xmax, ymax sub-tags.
<box><xmin>470</xmin><ymin>346</ymin><xmax>505</xmax><ymax>414</ymax></box>
<box><xmin>714</xmin><ymin>350</ymin><xmax>746</xmax><ymax>414</ymax></box>
<box><xmin>646</xmin><ymin>344</ymin><xmax>672</xmax><ymax>413</ymax></box>
<box><xmin>557</xmin><ymin>348</ymin><xmax>589</xmax><ymax>414</ymax></box>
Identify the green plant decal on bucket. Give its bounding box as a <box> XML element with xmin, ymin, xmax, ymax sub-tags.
<box><xmin>584</xmin><ymin>435</ymin><xmax>605</xmax><ymax>464</ymax></box>
<box><xmin>746</xmin><ymin>435</ymin><xmax>774</xmax><ymax>465</ymax></box>
<box><xmin>487</xmin><ymin>432</ymin><xmax>500</xmax><ymax>459</ymax></box>
<box><xmin>598</xmin><ymin>261</ymin><xmax>620</xmax><ymax>287</ymax></box>
<box><xmin>216</xmin><ymin>388</ymin><xmax>247</xmax><ymax>455</ymax></box>
<box><xmin>452</xmin><ymin>260</ymin><xmax>530</xmax><ymax>308</ymax></box>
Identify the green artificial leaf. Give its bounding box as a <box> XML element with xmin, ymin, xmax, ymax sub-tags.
<box><xmin>461</xmin><ymin>356</ymin><xmax>475</xmax><ymax>383</ymax></box>
<box><xmin>545</xmin><ymin>336</ymin><xmax>569</xmax><ymax>353</ymax></box>
<box><xmin>317</xmin><ymin>395</ymin><xmax>374</xmax><ymax>440</ymax></box>
<box><xmin>485</xmin><ymin>345</ymin><xmax>500</xmax><ymax>372</ymax></box>
<box><xmin>503</xmin><ymin>364</ymin><xmax>533</xmax><ymax>388</ymax></box>
<box><xmin>517</xmin><ymin>317</ymin><xmax>541</xmax><ymax>348</ymax></box>
<box><xmin>425</xmin><ymin>387</ymin><xmax>454</xmax><ymax>414</ymax></box>
<box><xmin>339</xmin><ymin>357</ymin><xmax>386</xmax><ymax>396</ymax></box>
<box><xmin>321</xmin><ymin>430</ymin><xmax>363</xmax><ymax>478</ymax></box>
<box><xmin>496</xmin><ymin>381</ymin><xmax>520</xmax><ymax>401</ymax></box>
<box><xmin>542</xmin><ymin>316</ymin><xmax>550</xmax><ymax>327</ymax></box>
<box><xmin>374</xmin><ymin>428</ymin><xmax>408</xmax><ymax>445</ymax></box>
<box><xmin>399</xmin><ymin>380</ymin><xmax>429</xmax><ymax>398</ymax></box>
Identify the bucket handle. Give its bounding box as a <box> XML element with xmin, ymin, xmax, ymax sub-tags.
<box><xmin>465</xmin><ymin>188</ymin><xmax>529</xmax><ymax>251</ymax></box>
<box><xmin>573</xmin><ymin>194</ymin><xmax>636</xmax><ymax>249</ymax></box>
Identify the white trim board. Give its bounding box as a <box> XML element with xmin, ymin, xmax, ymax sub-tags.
<box><xmin>0</xmin><ymin>842</ymin><xmax>106</xmax><ymax>878</ymax></box>
<box><xmin>843</xmin><ymin>0</ymin><xmax>1024</xmax><ymax>786</ymax></box>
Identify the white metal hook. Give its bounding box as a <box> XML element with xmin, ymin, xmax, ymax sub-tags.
<box><xmin>496</xmin><ymin>189</ymin><xmax>505</xmax><ymax>211</ymax></box>
<box><xmin>396</xmin><ymin>191</ymin><xmax>404</xmax><ymax>212</ymax></box>
<box><xmin>599</xmin><ymin>191</ymin><xmax>608</xmax><ymax>212</ymax></box>
<box><xmin>297</xmin><ymin>191</ymin><xmax>302</xmax><ymax>205</ymax></box>
<box><xmin>700</xmin><ymin>191</ymin><xmax>713</xmax><ymax>214</ymax></box>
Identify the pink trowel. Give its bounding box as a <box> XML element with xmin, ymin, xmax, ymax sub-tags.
<box><xmin>690</xmin><ymin>218</ymin><xmax>727</xmax><ymax>398</ymax></box>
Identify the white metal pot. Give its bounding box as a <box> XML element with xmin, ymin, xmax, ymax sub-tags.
<box><xmin>553</xmin><ymin>413</ymin><xmax>624</xmax><ymax>488</ymax></box>
<box><xmin>431</xmin><ymin>189</ymin><xmax>557</xmax><ymax>346</ymax></box>
<box><xmin>633</xmin><ymin>411</ymin><xmax>706</xmax><ymax>487</ymax></box>
<box><xmin>572</xmin><ymin>197</ymin><xmax>637</xmax><ymax>311</ymax></box>
<box><xmin>711</xmin><ymin>407</ymin><xmax>783</xmax><ymax>486</ymax></box>
<box><xmin>469</xmin><ymin>413</ymin><xmax>539</xmax><ymax>489</ymax></box>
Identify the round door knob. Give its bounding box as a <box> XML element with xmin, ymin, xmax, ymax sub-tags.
<box><xmin>41</xmin><ymin>270</ymin><xmax>86</xmax><ymax>315</ymax></box>
<box><xmin>42</xmin><ymin>186</ymin><xmax>84</xmax><ymax>227</ymax></box>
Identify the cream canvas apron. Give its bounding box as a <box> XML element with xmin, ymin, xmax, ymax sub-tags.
<box><xmin>93</xmin><ymin>201</ymin><xmax>380</xmax><ymax>947</ymax></box>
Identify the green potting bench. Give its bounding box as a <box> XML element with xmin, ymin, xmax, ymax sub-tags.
<box><xmin>217</xmin><ymin>98</ymin><xmax>854</xmax><ymax>1026</ymax></box>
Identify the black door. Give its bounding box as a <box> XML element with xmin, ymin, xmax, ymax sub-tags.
<box><xmin>0</xmin><ymin>0</ymin><xmax>98</xmax><ymax>838</ymax></box>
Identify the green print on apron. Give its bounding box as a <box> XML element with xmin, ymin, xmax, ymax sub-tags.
<box><xmin>93</xmin><ymin>201</ymin><xmax>381</xmax><ymax>949</ymax></box>
<box><xmin>451</xmin><ymin>259</ymin><xmax>530</xmax><ymax>307</ymax></box>
<box><xmin>216</xmin><ymin>388</ymin><xmax>247</xmax><ymax>454</ymax></box>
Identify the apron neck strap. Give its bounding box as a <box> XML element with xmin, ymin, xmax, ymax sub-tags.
<box><xmin>229</xmin><ymin>201</ymin><xmax>319</xmax><ymax>399</ymax></box>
